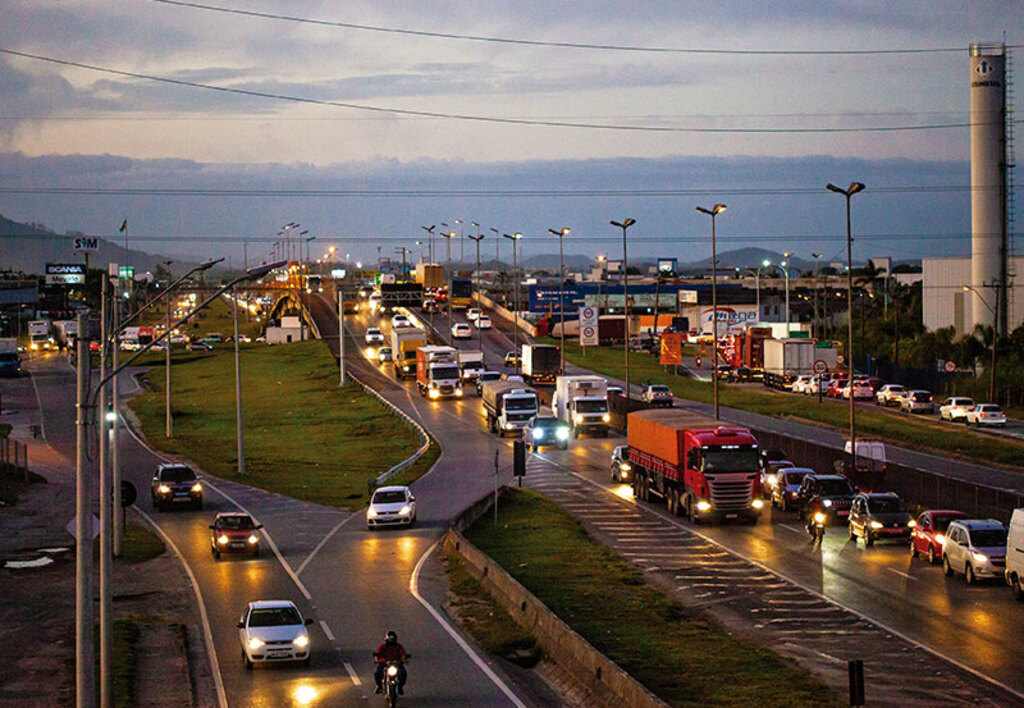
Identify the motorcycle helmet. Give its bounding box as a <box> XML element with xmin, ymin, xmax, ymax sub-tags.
<box><xmin>385</xmin><ymin>630</ymin><xmax>398</xmax><ymax>643</ymax></box>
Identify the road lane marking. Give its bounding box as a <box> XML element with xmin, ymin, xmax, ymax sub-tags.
<box><xmin>779</xmin><ymin>524</ymin><xmax>806</xmax><ymax>535</ymax></box>
<box><xmin>135</xmin><ymin>507</ymin><xmax>228</xmax><ymax>708</ymax></box>
<box><xmin>344</xmin><ymin>661</ymin><xmax>362</xmax><ymax>686</ymax></box>
<box><xmin>886</xmin><ymin>568</ymin><xmax>918</xmax><ymax>581</ymax></box>
<box><xmin>410</xmin><ymin>538</ymin><xmax>527</xmax><ymax>708</ymax></box>
<box><xmin>295</xmin><ymin>512</ymin><xmax>362</xmax><ymax>576</ymax></box>
<box><xmin>319</xmin><ymin>619</ymin><xmax>335</xmax><ymax>641</ymax></box>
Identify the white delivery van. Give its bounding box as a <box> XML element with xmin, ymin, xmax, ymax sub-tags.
<box><xmin>1005</xmin><ymin>508</ymin><xmax>1024</xmax><ymax>600</ymax></box>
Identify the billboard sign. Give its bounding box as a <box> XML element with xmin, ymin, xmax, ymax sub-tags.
<box><xmin>678</xmin><ymin>289</ymin><xmax>698</xmax><ymax>304</ymax></box>
<box><xmin>657</xmin><ymin>258</ymin><xmax>678</xmax><ymax>273</ymax></box>
<box><xmin>73</xmin><ymin>236</ymin><xmax>100</xmax><ymax>253</ymax></box>
<box><xmin>659</xmin><ymin>332</ymin><xmax>684</xmax><ymax>366</ymax></box>
<box><xmin>45</xmin><ymin>263</ymin><xmax>86</xmax><ymax>285</ymax></box>
<box><xmin>698</xmin><ymin>305</ymin><xmax>759</xmax><ymax>335</ymax></box>
<box><xmin>579</xmin><ymin>306</ymin><xmax>598</xmax><ymax>346</ymax></box>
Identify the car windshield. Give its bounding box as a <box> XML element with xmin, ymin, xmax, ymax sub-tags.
<box><xmin>218</xmin><ymin>516</ymin><xmax>254</xmax><ymax>530</ymax></box>
<box><xmin>160</xmin><ymin>466</ymin><xmax>196</xmax><ymax>482</ymax></box>
<box><xmin>819</xmin><ymin>478</ymin><xmax>854</xmax><ymax>496</ymax></box>
<box><xmin>868</xmin><ymin>497</ymin><xmax>906</xmax><ymax>513</ymax></box>
<box><xmin>506</xmin><ymin>396</ymin><xmax>538</xmax><ymax>411</ymax></box>
<box><xmin>432</xmin><ymin>365</ymin><xmax>460</xmax><ymax>380</ymax></box>
<box><xmin>702</xmin><ymin>446</ymin><xmax>759</xmax><ymax>473</ymax></box>
<box><xmin>533</xmin><ymin>417</ymin><xmax>559</xmax><ymax>428</ymax></box>
<box><xmin>368</xmin><ymin>329</ymin><xmax>380</xmax><ymax>335</ymax></box>
<box><xmin>373</xmin><ymin>490</ymin><xmax>407</xmax><ymax>504</ymax></box>
<box><xmin>912</xmin><ymin>392</ymin><xmax>931</xmax><ymax>401</ymax></box>
<box><xmin>576</xmin><ymin>399</ymin><xmax>608</xmax><ymax>413</ymax></box>
<box><xmin>248</xmin><ymin>607</ymin><xmax>302</xmax><ymax>627</ymax></box>
<box><xmin>970</xmin><ymin>529</ymin><xmax>1007</xmax><ymax>547</ymax></box>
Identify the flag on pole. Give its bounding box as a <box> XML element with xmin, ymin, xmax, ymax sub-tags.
<box><xmin>119</xmin><ymin>219</ymin><xmax>127</xmax><ymax>232</ymax></box>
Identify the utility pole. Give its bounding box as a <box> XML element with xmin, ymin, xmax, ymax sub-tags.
<box><xmin>98</xmin><ymin>281</ymin><xmax>112</xmax><ymax>708</ymax></box>
<box><xmin>233</xmin><ymin>282</ymin><xmax>246</xmax><ymax>475</ymax></box>
<box><xmin>164</xmin><ymin>260</ymin><xmax>173</xmax><ymax>439</ymax></box>
<box><xmin>75</xmin><ymin>312</ymin><xmax>95</xmax><ymax>708</ymax></box>
<box><xmin>338</xmin><ymin>288</ymin><xmax>346</xmax><ymax>385</ymax></box>
<box><xmin>469</xmin><ymin>231</ymin><xmax>485</xmax><ymax>350</ymax></box>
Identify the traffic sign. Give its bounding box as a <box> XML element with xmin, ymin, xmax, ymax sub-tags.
<box><xmin>944</xmin><ymin>360</ymin><xmax>957</xmax><ymax>373</ymax></box>
<box><xmin>120</xmin><ymin>481</ymin><xmax>137</xmax><ymax>508</ymax></box>
<box><xmin>578</xmin><ymin>305</ymin><xmax>598</xmax><ymax>347</ymax></box>
<box><xmin>836</xmin><ymin>354</ymin><xmax>845</xmax><ymax>365</ymax></box>
<box><xmin>66</xmin><ymin>515</ymin><xmax>100</xmax><ymax>541</ymax></box>
<box><xmin>813</xmin><ymin>360</ymin><xmax>828</xmax><ymax>374</ymax></box>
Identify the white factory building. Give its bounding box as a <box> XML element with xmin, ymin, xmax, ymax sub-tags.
<box><xmin>923</xmin><ymin>256</ymin><xmax>1024</xmax><ymax>335</ymax></box>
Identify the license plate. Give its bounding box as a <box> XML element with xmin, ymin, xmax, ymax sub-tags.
<box><xmin>269</xmin><ymin>650</ymin><xmax>290</xmax><ymax>657</ymax></box>
<box><xmin>837</xmin><ymin>510</ymin><xmax>849</xmax><ymax>516</ymax></box>
<box><xmin>726</xmin><ymin>513</ymin><xmax>738</xmax><ymax>519</ymax></box>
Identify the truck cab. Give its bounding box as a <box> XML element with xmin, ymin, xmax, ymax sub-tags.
<box><xmin>481</xmin><ymin>380</ymin><xmax>539</xmax><ymax>435</ymax></box>
<box><xmin>416</xmin><ymin>345</ymin><xmax>463</xmax><ymax>399</ymax></box>
<box><xmin>458</xmin><ymin>350</ymin><xmax>486</xmax><ymax>382</ymax></box>
<box><xmin>553</xmin><ymin>375</ymin><xmax>610</xmax><ymax>438</ymax></box>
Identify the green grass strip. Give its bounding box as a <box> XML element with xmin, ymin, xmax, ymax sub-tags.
<box><xmin>129</xmin><ymin>340</ymin><xmax>430</xmax><ymax>508</ymax></box>
<box><xmin>465</xmin><ymin>488</ymin><xmax>838</xmax><ymax>707</ymax></box>
<box><xmin>118</xmin><ymin>519</ymin><xmax>166</xmax><ymax>565</ymax></box>
<box><xmin>548</xmin><ymin>337</ymin><xmax>1024</xmax><ymax>469</ymax></box>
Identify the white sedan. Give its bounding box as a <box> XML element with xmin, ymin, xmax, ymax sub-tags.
<box><xmin>966</xmin><ymin>404</ymin><xmax>1007</xmax><ymax>427</ymax></box>
<box><xmin>466</xmin><ymin>307</ymin><xmax>481</xmax><ymax>322</ymax></box>
<box><xmin>475</xmin><ymin>315</ymin><xmax>492</xmax><ymax>329</ymax></box>
<box><xmin>451</xmin><ymin>323</ymin><xmax>472</xmax><ymax>339</ymax></box>
<box><xmin>365</xmin><ymin>327</ymin><xmax>384</xmax><ymax>345</ymax></box>
<box><xmin>939</xmin><ymin>397</ymin><xmax>975</xmax><ymax>422</ymax></box>
<box><xmin>391</xmin><ymin>314</ymin><xmax>411</xmax><ymax>328</ymax></box>
<box><xmin>367</xmin><ymin>485</ymin><xmax>417</xmax><ymax>528</ymax></box>
<box><xmin>238</xmin><ymin>600</ymin><xmax>312</xmax><ymax>668</ymax></box>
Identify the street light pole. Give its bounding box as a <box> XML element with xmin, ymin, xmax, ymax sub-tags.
<box><xmin>963</xmin><ymin>283</ymin><xmax>1000</xmax><ymax>402</ymax></box>
<box><xmin>163</xmin><ymin>260</ymin><xmax>173</xmax><ymax>439</ymax></box>
<box><xmin>696</xmin><ymin>205</ymin><xmax>727</xmax><ymax>421</ymax></box>
<box><xmin>827</xmin><ymin>181</ymin><xmax>865</xmax><ymax>473</ymax></box>
<box><xmin>812</xmin><ymin>253</ymin><xmax>823</xmax><ymax>339</ymax></box>
<box><xmin>442</xmin><ymin>231</ymin><xmax>455</xmax><ymax>343</ymax></box>
<box><xmin>233</xmin><ymin>282</ymin><xmax>246</xmax><ymax>475</ymax></box>
<box><xmin>421</xmin><ymin>225</ymin><xmax>435</xmax><ymax>263</ymax></box>
<box><xmin>611</xmin><ymin>219</ymin><xmax>636</xmax><ymax>421</ymax></box>
<box><xmin>469</xmin><ymin>232</ymin><xmax>485</xmax><ymax>350</ymax></box>
<box><xmin>548</xmin><ymin>227</ymin><xmax>570</xmax><ymax>373</ymax></box>
<box><xmin>782</xmin><ymin>251</ymin><xmax>792</xmax><ymax>335</ymax></box>
<box><xmin>503</xmin><ymin>233</ymin><xmax>523</xmax><ymax>372</ymax></box>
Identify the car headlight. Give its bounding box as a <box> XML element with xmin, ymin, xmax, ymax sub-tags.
<box><xmin>556</xmin><ymin>427</ymin><xmax>570</xmax><ymax>441</ymax></box>
<box><xmin>822</xmin><ymin>499</ymin><xmax>832</xmax><ymax>508</ymax></box>
<box><xmin>751</xmin><ymin>499</ymin><xmax>764</xmax><ymax>510</ymax></box>
<box><xmin>696</xmin><ymin>501</ymin><xmax>712</xmax><ymax>512</ymax></box>
<box><xmin>158</xmin><ymin>484</ymin><xmax>171</xmax><ymax>494</ymax></box>
<box><xmin>294</xmin><ymin>634</ymin><xmax>309</xmax><ymax>648</ymax></box>
<box><xmin>765</xmin><ymin>474</ymin><xmax>778</xmax><ymax>486</ymax></box>
<box><xmin>429</xmin><ymin>388</ymin><xmax>439</xmax><ymax>399</ymax></box>
<box><xmin>367</xmin><ymin>508</ymin><xmax>378</xmax><ymax>518</ymax></box>
<box><xmin>602</xmin><ymin>414</ymin><xmax>611</xmax><ymax>423</ymax></box>
<box><xmin>191</xmin><ymin>482</ymin><xmax>203</xmax><ymax>493</ymax></box>
<box><xmin>935</xmin><ymin>534</ymin><xmax>946</xmax><ymax>544</ymax></box>
<box><xmin>217</xmin><ymin>535</ymin><xmax>229</xmax><ymax>545</ymax></box>
<box><xmin>532</xmin><ymin>429</ymin><xmax>543</xmax><ymax>440</ymax></box>
<box><xmin>387</xmin><ymin>665</ymin><xmax>399</xmax><ymax>677</ymax></box>
<box><xmin>870</xmin><ymin>520</ymin><xmax>884</xmax><ymax>529</ymax></box>
<box><xmin>813</xmin><ymin>512</ymin><xmax>827</xmax><ymax>524</ymax></box>
<box><xmin>972</xmin><ymin>552</ymin><xmax>988</xmax><ymax>563</ymax></box>
<box><xmin>248</xmin><ymin>637</ymin><xmax>264</xmax><ymax>650</ymax></box>
<box><xmin>620</xmin><ymin>463</ymin><xmax>631</xmax><ymax>471</ymax></box>
<box><xmin>907</xmin><ymin>519</ymin><xmax>917</xmax><ymax>528</ymax></box>
<box><xmin>398</xmin><ymin>505</ymin><xmax>412</xmax><ymax>516</ymax></box>
<box><xmin>455</xmin><ymin>387</ymin><xmax>463</xmax><ymax>397</ymax></box>
<box><xmin>248</xmin><ymin>534</ymin><xmax>259</xmax><ymax>544</ymax></box>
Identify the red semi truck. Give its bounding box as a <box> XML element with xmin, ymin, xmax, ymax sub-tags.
<box><xmin>627</xmin><ymin>409</ymin><xmax>764</xmax><ymax>523</ymax></box>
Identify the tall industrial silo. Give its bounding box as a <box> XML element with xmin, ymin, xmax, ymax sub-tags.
<box><xmin>968</xmin><ymin>43</ymin><xmax>1007</xmax><ymax>333</ymax></box>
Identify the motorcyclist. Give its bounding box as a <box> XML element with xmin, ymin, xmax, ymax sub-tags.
<box><xmin>373</xmin><ymin>630</ymin><xmax>408</xmax><ymax>695</ymax></box>
<box><xmin>804</xmin><ymin>496</ymin><xmax>827</xmax><ymax>541</ymax></box>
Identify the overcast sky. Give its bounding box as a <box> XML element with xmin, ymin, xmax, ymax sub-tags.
<box><xmin>0</xmin><ymin>1</ymin><xmax>1019</xmax><ymax>267</ymax></box>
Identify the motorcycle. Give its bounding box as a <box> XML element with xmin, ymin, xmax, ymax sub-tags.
<box><xmin>383</xmin><ymin>661</ymin><xmax>403</xmax><ymax>707</ymax></box>
<box><xmin>807</xmin><ymin>511</ymin><xmax>827</xmax><ymax>543</ymax></box>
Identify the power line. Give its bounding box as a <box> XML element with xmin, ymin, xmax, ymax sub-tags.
<box><xmin>152</xmin><ymin>1</ymin><xmax>1023</xmax><ymax>57</ymax></box>
<box><xmin>0</xmin><ymin>48</ymin><xmax>1005</xmax><ymax>135</ymax></box>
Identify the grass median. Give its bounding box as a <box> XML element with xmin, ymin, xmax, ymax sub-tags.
<box><xmin>129</xmin><ymin>339</ymin><xmax>433</xmax><ymax>508</ymax></box>
<box><xmin>549</xmin><ymin>337</ymin><xmax>1024</xmax><ymax>469</ymax></box>
<box><xmin>465</xmin><ymin>487</ymin><xmax>837</xmax><ymax>707</ymax></box>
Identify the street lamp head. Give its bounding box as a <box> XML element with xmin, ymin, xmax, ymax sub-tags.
<box><xmin>471</xmin><ymin>221</ymin><xmax>479</xmax><ymax>228</ymax></box>
<box><xmin>597</xmin><ymin>255</ymin><xmax>606</xmax><ymax>263</ymax></box>
<box><xmin>962</xmin><ymin>285</ymin><xmax>971</xmax><ymax>292</ymax></box>
<box><xmin>695</xmin><ymin>204</ymin><xmax>726</xmax><ymax>216</ymax></box>
<box><xmin>199</xmin><ymin>257</ymin><xmax>225</xmax><ymax>271</ymax></box>
<box><xmin>502</xmin><ymin>232</ymin><xmax>522</xmax><ymax>241</ymax></box>
<box><xmin>421</xmin><ymin>224</ymin><xmax>435</xmax><ymax>233</ymax></box>
<box><xmin>610</xmin><ymin>218</ymin><xmax>636</xmax><ymax>229</ymax></box>
<box><xmin>547</xmin><ymin>227</ymin><xmax>570</xmax><ymax>237</ymax></box>
<box><xmin>827</xmin><ymin>182</ymin><xmax>866</xmax><ymax>196</ymax></box>
<box><xmin>762</xmin><ymin>259</ymin><xmax>771</xmax><ymax>267</ymax></box>
<box><xmin>329</xmin><ymin>246</ymin><xmax>336</xmax><ymax>254</ymax></box>
<box><xmin>246</xmin><ymin>259</ymin><xmax>288</xmax><ymax>280</ymax></box>
<box><xmin>454</xmin><ymin>219</ymin><xmax>462</xmax><ymax>225</ymax></box>
<box><xmin>490</xmin><ymin>227</ymin><xmax>499</xmax><ymax>234</ymax></box>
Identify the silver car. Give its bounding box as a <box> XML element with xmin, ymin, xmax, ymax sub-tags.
<box><xmin>237</xmin><ymin>600</ymin><xmax>312</xmax><ymax>668</ymax></box>
<box><xmin>900</xmin><ymin>390</ymin><xmax>935</xmax><ymax>414</ymax></box>
<box><xmin>942</xmin><ymin>519</ymin><xmax>1007</xmax><ymax>584</ymax></box>
<box><xmin>610</xmin><ymin>445</ymin><xmax>632</xmax><ymax>483</ymax></box>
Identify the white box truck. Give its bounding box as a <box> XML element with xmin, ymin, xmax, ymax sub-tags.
<box><xmin>552</xmin><ymin>375</ymin><xmax>610</xmax><ymax>438</ymax></box>
<box><xmin>480</xmin><ymin>381</ymin><xmax>539</xmax><ymax>436</ymax></box>
<box><xmin>416</xmin><ymin>345</ymin><xmax>462</xmax><ymax>398</ymax></box>
<box><xmin>28</xmin><ymin>320</ymin><xmax>52</xmax><ymax>351</ymax></box>
<box><xmin>763</xmin><ymin>338</ymin><xmax>836</xmax><ymax>390</ymax></box>
<box><xmin>457</xmin><ymin>350</ymin><xmax>486</xmax><ymax>382</ymax></box>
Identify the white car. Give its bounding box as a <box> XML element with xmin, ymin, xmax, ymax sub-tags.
<box><xmin>391</xmin><ymin>314</ymin><xmax>410</xmax><ymax>328</ymax></box>
<box><xmin>842</xmin><ymin>379</ymin><xmax>874</xmax><ymax>400</ymax></box>
<box><xmin>942</xmin><ymin>519</ymin><xmax>1007</xmax><ymax>584</ymax></box>
<box><xmin>237</xmin><ymin>600</ymin><xmax>312</xmax><ymax>668</ymax></box>
<box><xmin>875</xmin><ymin>384</ymin><xmax>907</xmax><ymax>406</ymax></box>
<box><xmin>900</xmin><ymin>390</ymin><xmax>935</xmax><ymax>414</ymax></box>
<box><xmin>939</xmin><ymin>397</ymin><xmax>976</xmax><ymax>422</ymax></box>
<box><xmin>365</xmin><ymin>328</ymin><xmax>384</xmax><ymax>345</ymax></box>
<box><xmin>966</xmin><ymin>403</ymin><xmax>1007</xmax><ymax>427</ymax></box>
<box><xmin>367</xmin><ymin>485</ymin><xmax>417</xmax><ymax>528</ymax></box>
<box><xmin>475</xmin><ymin>315</ymin><xmax>492</xmax><ymax>330</ymax></box>
<box><xmin>451</xmin><ymin>323</ymin><xmax>472</xmax><ymax>339</ymax></box>
<box><xmin>791</xmin><ymin>376</ymin><xmax>813</xmax><ymax>394</ymax></box>
<box><xmin>466</xmin><ymin>307</ymin><xmax>481</xmax><ymax>322</ymax></box>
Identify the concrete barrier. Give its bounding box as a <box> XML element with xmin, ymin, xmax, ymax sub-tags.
<box><xmin>446</xmin><ymin>492</ymin><xmax>670</xmax><ymax>708</ymax></box>
<box><xmin>474</xmin><ymin>292</ymin><xmax>536</xmax><ymax>338</ymax></box>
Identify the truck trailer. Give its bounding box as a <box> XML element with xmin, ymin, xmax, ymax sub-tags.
<box><xmin>416</xmin><ymin>345</ymin><xmax>463</xmax><ymax>398</ymax></box>
<box><xmin>627</xmin><ymin>408</ymin><xmax>763</xmax><ymax>523</ymax></box>
<box><xmin>457</xmin><ymin>350</ymin><xmax>486</xmax><ymax>382</ymax></box>
<box><xmin>521</xmin><ymin>343</ymin><xmax>560</xmax><ymax>384</ymax></box>
<box><xmin>449</xmin><ymin>277</ymin><xmax>473</xmax><ymax>309</ymax></box>
<box><xmin>552</xmin><ymin>375</ymin><xmax>609</xmax><ymax>437</ymax></box>
<box><xmin>762</xmin><ymin>338</ymin><xmax>836</xmax><ymax>389</ymax></box>
<box><xmin>391</xmin><ymin>326</ymin><xmax>426</xmax><ymax>379</ymax></box>
<box><xmin>480</xmin><ymin>381</ymin><xmax>539</xmax><ymax>435</ymax></box>
<box><xmin>414</xmin><ymin>263</ymin><xmax>444</xmax><ymax>290</ymax></box>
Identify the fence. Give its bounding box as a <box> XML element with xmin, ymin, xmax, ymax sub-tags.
<box><xmin>0</xmin><ymin>437</ymin><xmax>29</xmax><ymax>481</ymax></box>
<box><xmin>750</xmin><ymin>426</ymin><xmax>1024</xmax><ymax>524</ymax></box>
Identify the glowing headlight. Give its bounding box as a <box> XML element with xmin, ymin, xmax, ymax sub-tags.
<box><xmin>398</xmin><ymin>505</ymin><xmax>412</xmax><ymax>516</ymax></box>
<box><xmin>367</xmin><ymin>508</ymin><xmax>378</xmax><ymax>518</ymax></box>
<box><xmin>766</xmin><ymin>474</ymin><xmax>778</xmax><ymax>486</ymax></box>
<box><xmin>907</xmin><ymin>519</ymin><xmax>917</xmax><ymax>528</ymax></box>
<box><xmin>620</xmin><ymin>463</ymin><xmax>631</xmax><ymax>471</ymax></box>
<box><xmin>813</xmin><ymin>512</ymin><xmax>827</xmax><ymax>524</ymax></box>
<box><xmin>935</xmin><ymin>533</ymin><xmax>946</xmax><ymax>544</ymax></box>
<box><xmin>972</xmin><ymin>552</ymin><xmax>988</xmax><ymax>563</ymax></box>
<box><xmin>602</xmin><ymin>414</ymin><xmax>611</xmax><ymax>423</ymax></box>
<box><xmin>822</xmin><ymin>499</ymin><xmax>832</xmax><ymax>508</ymax></box>
<box><xmin>555</xmin><ymin>427</ymin><xmax>570</xmax><ymax>441</ymax></box>
<box><xmin>532</xmin><ymin>429</ymin><xmax>544</xmax><ymax>440</ymax></box>
<box><xmin>870</xmin><ymin>521</ymin><xmax>884</xmax><ymax>529</ymax></box>
<box><xmin>248</xmin><ymin>637</ymin><xmax>264</xmax><ymax>650</ymax></box>
<box><xmin>217</xmin><ymin>535</ymin><xmax>229</xmax><ymax>545</ymax></box>
<box><xmin>696</xmin><ymin>501</ymin><xmax>712</xmax><ymax>512</ymax></box>
<box><xmin>751</xmin><ymin>499</ymin><xmax>764</xmax><ymax>510</ymax></box>
<box><xmin>248</xmin><ymin>534</ymin><xmax>259</xmax><ymax>544</ymax></box>
<box><xmin>191</xmin><ymin>482</ymin><xmax>203</xmax><ymax>493</ymax></box>
<box><xmin>293</xmin><ymin>634</ymin><xmax>309</xmax><ymax>648</ymax></box>
<box><xmin>429</xmin><ymin>388</ymin><xmax>440</xmax><ymax>399</ymax></box>
<box><xmin>387</xmin><ymin>665</ymin><xmax>399</xmax><ymax>677</ymax></box>
<box><xmin>455</xmin><ymin>387</ymin><xmax>463</xmax><ymax>397</ymax></box>
<box><xmin>158</xmin><ymin>484</ymin><xmax>171</xmax><ymax>494</ymax></box>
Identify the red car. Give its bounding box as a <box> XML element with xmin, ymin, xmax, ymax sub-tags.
<box><xmin>209</xmin><ymin>512</ymin><xmax>262</xmax><ymax>559</ymax></box>
<box><xmin>911</xmin><ymin>509</ymin><xmax>967</xmax><ymax>564</ymax></box>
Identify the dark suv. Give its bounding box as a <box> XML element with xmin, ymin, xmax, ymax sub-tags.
<box><xmin>795</xmin><ymin>474</ymin><xmax>856</xmax><ymax>524</ymax></box>
<box><xmin>848</xmin><ymin>492</ymin><xmax>915</xmax><ymax>546</ymax></box>
<box><xmin>151</xmin><ymin>463</ymin><xmax>204</xmax><ymax>511</ymax></box>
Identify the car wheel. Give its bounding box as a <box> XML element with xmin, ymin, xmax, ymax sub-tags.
<box><xmin>965</xmin><ymin>564</ymin><xmax>976</xmax><ymax>585</ymax></box>
<box><xmin>253</xmin><ymin>547</ymin><xmax>260</xmax><ymax>558</ymax></box>
<box><xmin>943</xmin><ymin>555</ymin><xmax>954</xmax><ymax>576</ymax></box>
<box><xmin>1013</xmin><ymin>575</ymin><xmax>1024</xmax><ymax>601</ymax></box>
<box><xmin>214</xmin><ymin>549</ymin><xmax>220</xmax><ymax>560</ymax></box>
<box><xmin>849</xmin><ymin>525</ymin><xmax>857</xmax><ymax>541</ymax></box>
<box><xmin>927</xmin><ymin>545</ymin><xmax>938</xmax><ymax>565</ymax></box>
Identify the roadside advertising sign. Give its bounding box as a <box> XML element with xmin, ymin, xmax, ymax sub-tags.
<box><xmin>660</xmin><ymin>332</ymin><xmax>684</xmax><ymax>366</ymax></box>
